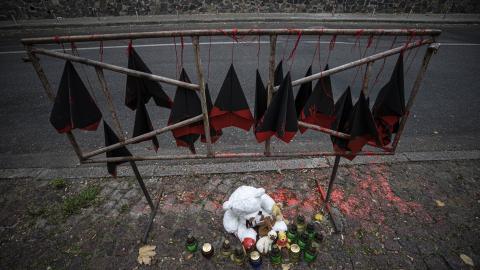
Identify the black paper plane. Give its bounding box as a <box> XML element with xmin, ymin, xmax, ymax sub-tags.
<box><xmin>125</xmin><ymin>48</ymin><xmax>172</xmax><ymax>110</ymax></box>
<box><xmin>200</xmin><ymin>84</ymin><xmax>223</xmax><ymax>143</ymax></box>
<box><xmin>210</xmin><ymin>64</ymin><xmax>254</xmax><ymax>131</ymax></box>
<box><xmin>372</xmin><ymin>54</ymin><xmax>406</xmax><ymax>146</ymax></box>
<box><xmin>299</xmin><ymin>65</ymin><xmax>335</xmax><ymax>133</ymax></box>
<box><xmin>255</xmin><ymin>72</ymin><xmax>298</xmax><ymax>143</ymax></box>
<box><xmin>132</xmin><ymin>94</ymin><xmax>159</xmax><ymax>151</ymax></box>
<box><xmin>254</xmin><ymin>70</ymin><xmax>268</xmax><ymax>132</ymax></box>
<box><xmin>104</xmin><ymin>121</ymin><xmax>132</xmax><ymax>177</ymax></box>
<box><xmin>50</xmin><ymin>61</ymin><xmax>102</xmax><ymax>133</ymax></box>
<box><xmin>274</xmin><ymin>60</ymin><xmax>284</xmax><ymax>86</ymax></box>
<box><xmin>168</xmin><ymin>69</ymin><xmax>204</xmax><ymax>153</ymax></box>
<box><xmin>342</xmin><ymin>91</ymin><xmax>379</xmax><ymax>159</ymax></box>
<box><xmin>294</xmin><ymin>65</ymin><xmax>313</xmax><ymax>118</ymax></box>
<box><xmin>331</xmin><ymin>87</ymin><xmax>353</xmax><ymax>153</ymax></box>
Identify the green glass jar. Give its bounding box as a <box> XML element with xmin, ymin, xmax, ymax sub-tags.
<box><xmin>201</xmin><ymin>243</ymin><xmax>214</xmax><ymax>259</ymax></box>
<box><xmin>297</xmin><ymin>232</ymin><xmax>309</xmax><ymax>251</ymax></box>
<box><xmin>296</xmin><ymin>215</ymin><xmax>306</xmax><ymax>233</ymax></box>
<box><xmin>231</xmin><ymin>248</ymin><xmax>245</xmax><ymax>266</ymax></box>
<box><xmin>306</xmin><ymin>222</ymin><xmax>316</xmax><ymax>240</ymax></box>
<box><xmin>220</xmin><ymin>240</ymin><xmax>232</xmax><ymax>258</ymax></box>
<box><xmin>270</xmin><ymin>246</ymin><xmax>282</xmax><ymax>265</ymax></box>
<box><xmin>304</xmin><ymin>245</ymin><xmax>317</xmax><ymax>263</ymax></box>
<box><xmin>311</xmin><ymin>232</ymin><xmax>324</xmax><ymax>250</ymax></box>
<box><xmin>286</xmin><ymin>224</ymin><xmax>298</xmax><ymax>242</ymax></box>
<box><xmin>289</xmin><ymin>244</ymin><xmax>301</xmax><ymax>263</ymax></box>
<box><xmin>185</xmin><ymin>235</ymin><xmax>198</xmax><ymax>253</ymax></box>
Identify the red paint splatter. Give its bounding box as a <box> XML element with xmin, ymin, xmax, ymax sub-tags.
<box><xmin>329</xmin><ymin>164</ymin><xmax>432</xmax><ymax>225</ymax></box>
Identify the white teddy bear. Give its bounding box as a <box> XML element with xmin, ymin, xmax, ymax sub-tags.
<box><xmin>222</xmin><ymin>186</ymin><xmax>288</xmax><ymax>250</ymax></box>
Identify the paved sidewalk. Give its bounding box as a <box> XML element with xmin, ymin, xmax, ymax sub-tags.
<box><xmin>0</xmin><ymin>159</ymin><xmax>479</xmax><ymax>269</ymax></box>
<box><xmin>1</xmin><ymin>149</ymin><xmax>478</xmax><ymax>180</ymax></box>
<box><xmin>2</xmin><ymin>13</ymin><xmax>480</xmax><ymax>30</ymax></box>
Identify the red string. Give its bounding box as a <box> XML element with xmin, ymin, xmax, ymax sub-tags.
<box><xmin>53</xmin><ymin>35</ymin><xmax>66</xmax><ymax>53</ymax></box>
<box><xmin>310</xmin><ymin>35</ymin><xmax>320</xmax><ymax>67</ymax></box>
<box><xmin>366</xmin><ymin>35</ymin><xmax>374</xmax><ymax>49</ymax></box>
<box><xmin>287</xmin><ymin>30</ymin><xmax>302</xmax><ymax>61</ymax></box>
<box><xmin>281</xmin><ymin>32</ymin><xmax>291</xmax><ymax>61</ymax></box>
<box><xmin>287</xmin><ymin>30</ymin><xmax>302</xmax><ymax>71</ymax></box>
<box><xmin>373</xmin><ymin>35</ymin><xmax>382</xmax><ymax>52</ymax></box>
<box><xmin>173</xmin><ymin>37</ymin><xmax>179</xmax><ymax>78</ymax></box>
<box><xmin>257</xmin><ymin>35</ymin><xmax>261</xmax><ymax>69</ymax></box>
<box><xmin>208</xmin><ymin>36</ymin><xmax>212</xmax><ymax>81</ymax></box>
<box><xmin>217</xmin><ymin>28</ymin><xmax>239</xmax><ymax>64</ymax></box>
<box><xmin>402</xmin><ymin>30</ymin><xmax>416</xmax><ymax>52</ymax></box>
<box><xmin>372</xmin><ymin>36</ymin><xmax>398</xmax><ymax>88</ymax></box>
<box><xmin>351</xmin><ymin>29</ymin><xmax>364</xmax><ymax>52</ymax></box>
<box><xmin>326</xmin><ymin>34</ymin><xmax>337</xmax><ymax>64</ymax></box>
<box><xmin>99</xmin><ymin>41</ymin><xmax>104</xmax><ymax>62</ymax></box>
<box><xmin>406</xmin><ymin>36</ymin><xmax>424</xmax><ymax>74</ymax></box>
<box><xmin>127</xmin><ymin>39</ymin><xmax>133</xmax><ymax>55</ymax></box>
<box><xmin>180</xmin><ymin>35</ymin><xmax>184</xmax><ymax>68</ymax></box>
<box><xmin>70</xmin><ymin>42</ymin><xmax>77</xmax><ymax>54</ymax></box>
<box><xmin>231</xmin><ymin>28</ymin><xmax>238</xmax><ymax>63</ymax></box>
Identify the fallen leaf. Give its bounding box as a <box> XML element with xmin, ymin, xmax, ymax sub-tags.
<box><xmin>435</xmin><ymin>200</ymin><xmax>445</xmax><ymax>207</ymax></box>
<box><xmin>281</xmin><ymin>263</ymin><xmax>292</xmax><ymax>270</ymax></box>
<box><xmin>185</xmin><ymin>253</ymin><xmax>193</xmax><ymax>260</ymax></box>
<box><xmin>460</xmin><ymin>254</ymin><xmax>474</xmax><ymax>266</ymax></box>
<box><xmin>138</xmin><ymin>245</ymin><xmax>156</xmax><ymax>265</ymax></box>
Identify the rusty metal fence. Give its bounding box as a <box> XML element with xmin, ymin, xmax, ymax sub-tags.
<box><xmin>22</xmin><ymin>28</ymin><xmax>441</xmax><ymax>241</ymax></box>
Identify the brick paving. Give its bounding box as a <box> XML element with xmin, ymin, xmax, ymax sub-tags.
<box><xmin>0</xmin><ymin>159</ymin><xmax>479</xmax><ymax>269</ymax></box>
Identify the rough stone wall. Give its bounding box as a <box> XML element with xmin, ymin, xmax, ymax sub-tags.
<box><xmin>1</xmin><ymin>0</ymin><xmax>479</xmax><ymax>21</ymax></box>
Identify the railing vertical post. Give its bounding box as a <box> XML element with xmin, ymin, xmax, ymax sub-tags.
<box><xmin>95</xmin><ymin>67</ymin><xmax>124</xmax><ymax>137</ymax></box>
<box><xmin>265</xmin><ymin>34</ymin><xmax>277</xmax><ymax>156</ymax></box>
<box><xmin>94</xmin><ymin>64</ymin><xmax>157</xmax><ymax>243</ymax></box>
<box><xmin>25</xmin><ymin>45</ymin><xmax>84</xmax><ymax>161</ymax></box>
<box><xmin>361</xmin><ymin>62</ymin><xmax>373</xmax><ymax>96</ymax></box>
<box><xmin>391</xmin><ymin>43</ymin><xmax>439</xmax><ymax>151</ymax></box>
<box><xmin>192</xmin><ymin>36</ymin><xmax>214</xmax><ymax>157</ymax></box>
<box><xmin>94</xmin><ymin>66</ymin><xmax>154</xmax><ymax>207</ymax></box>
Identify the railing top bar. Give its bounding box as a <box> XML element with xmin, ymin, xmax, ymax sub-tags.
<box><xmin>21</xmin><ymin>28</ymin><xmax>441</xmax><ymax>45</ymax></box>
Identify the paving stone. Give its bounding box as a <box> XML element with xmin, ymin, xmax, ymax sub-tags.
<box><xmin>1</xmin><ymin>160</ymin><xmax>479</xmax><ymax>269</ymax></box>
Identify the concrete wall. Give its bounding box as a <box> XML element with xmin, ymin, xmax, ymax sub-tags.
<box><xmin>1</xmin><ymin>0</ymin><xmax>479</xmax><ymax>21</ymax></box>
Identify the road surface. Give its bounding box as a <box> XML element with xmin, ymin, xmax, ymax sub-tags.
<box><xmin>0</xmin><ymin>21</ymin><xmax>478</xmax><ymax>169</ymax></box>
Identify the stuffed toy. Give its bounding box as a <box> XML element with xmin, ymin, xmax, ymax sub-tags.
<box><xmin>222</xmin><ymin>186</ymin><xmax>288</xmax><ymax>250</ymax></box>
<box><xmin>256</xmin><ymin>230</ymin><xmax>277</xmax><ymax>254</ymax></box>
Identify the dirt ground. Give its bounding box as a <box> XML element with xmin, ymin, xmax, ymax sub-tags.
<box><xmin>0</xmin><ymin>159</ymin><xmax>479</xmax><ymax>269</ymax></box>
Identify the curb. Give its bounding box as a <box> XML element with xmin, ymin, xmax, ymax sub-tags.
<box><xmin>0</xmin><ymin>150</ymin><xmax>478</xmax><ymax>180</ymax></box>
<box><xmin>1</xmin><ymin>13</ymin><xmax>480</xmax><ymax>30</ymax></box>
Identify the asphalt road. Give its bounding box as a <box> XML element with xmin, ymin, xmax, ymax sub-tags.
<box><xmin>0</xmin><ymin>22</ymin><xmax>479</xmax><ymax>169</ymax></box>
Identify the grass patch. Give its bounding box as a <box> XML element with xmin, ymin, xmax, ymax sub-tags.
<box><xmin>62</xmin><ymin>186</ymin><xmax>101</xmax><ymax>217</ymax></box>
<box><xmin>49</xmin><ymin>178</ymin><xmax>67</xmax><ymax>189</ymax></box>
<box><xmin>120</xmin><ymin>203</ymin><xmax>129</xmax><ymax>213</ymax></box>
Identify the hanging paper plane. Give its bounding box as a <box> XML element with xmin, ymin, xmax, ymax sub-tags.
<box><xmin>299</xmin><ymin>65</ymin><xmax>335</xmax><ymax>133</ymax></box>
<box><xmin>294</xmin><ymin>65</ymin><xmax>313</xmax><ymax>118</ymax></box>
<box><xmin>168</xmin><ymin>69</ymin><xmax>203</xmax><ymax>154</ymax></box>
<box><xmin>331</xmin><ymin>86</ymin><xmax>353</xmax><ymax>153</ymax></box>
<box><xmin>210</xmin><ymin>64</ymin><xmax>254</xmax><ymax>131</ymax></box>
<box><xmin>200</xmin><ymin>84</ymin><xmax>223</xmax><ymax>143</ymax></box>
<box><xmin>50</xmin><ymin>61</ymin><xmax>102</xmax><ymax>133</ymax></box>
<box><xmin>274</xmin><ymin>60</ymin><xmax>284</xmax><ymax>86</ymax></box>
<box><xmin>132</xmin><ymin>94</ymin><xmax>159</xmax><ymax>151</ymax></box>
<box><xmin>104</xmin><ymin>121</ymin><xmax>132</xmax><ymax>177</ymax></box>
<box><xmin>342</xmin><ymin>91</ymin><xmax>379</xmax><ymax>159</ymax></box>
<box><xmin>253</xmin><ymin>70</ymin><xmax>268</xmax><ymax>132</ymax></box>
<box><xmin>125</xmin><ymin>47</ymin><xmax>172</xmax><ymax>110</ymax></box>
<box><xmin>255</xmin><ymin>72</ymin><xmax>298</xmax><ymax>143</ymax></box>
<box><xmin>372</xmin><ymin>54</ymin><xmax>406</xmax><ymax>146</ymax></box>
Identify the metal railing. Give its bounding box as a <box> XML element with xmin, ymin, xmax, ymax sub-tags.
<box><xmin>22</xmin><ymin>28</ymin><xmax>441</xmax><ymax>239</ymax></box>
